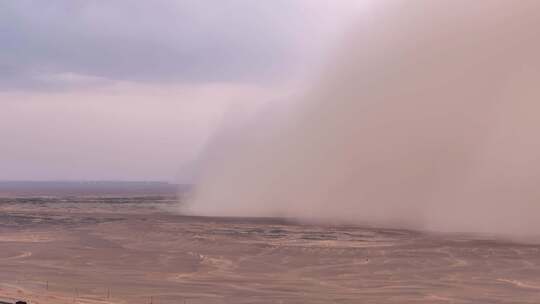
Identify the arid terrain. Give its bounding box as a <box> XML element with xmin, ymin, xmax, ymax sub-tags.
<box><xmin>1</xmin><ymin>190</ymin><xmax>540</xmax><ymax>303</ymax></box>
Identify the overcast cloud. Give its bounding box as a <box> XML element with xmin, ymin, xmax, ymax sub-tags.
<box><xmin>0</xmin><ymin>0</ymin><xmax>363</xmax><ymax>181</ymax></box>
<box><xmin>0</xmin><ymin>0</ymin><xmax>361</xmax><ymax>90</ymax></box>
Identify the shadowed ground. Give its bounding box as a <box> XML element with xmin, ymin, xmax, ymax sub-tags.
<box><xmin>1</xmin><ymin>196</ymin><xmax>540</xmax><ymax>304</ymax></box>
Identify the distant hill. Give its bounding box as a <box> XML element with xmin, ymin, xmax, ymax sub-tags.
<box><xmin>0</xmin><ymin>181</ymin><xmax>189</xmax><ymax>197</ymax></box>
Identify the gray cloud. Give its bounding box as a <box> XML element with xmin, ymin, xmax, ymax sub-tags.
<box><xmin>1</xmin><ymin>0</ymin><xmax>341</xmax><ymax>90</ymax></box>
<box><xmin>0</xmin><ymin>1</ymin><xmax>361</xmax><ymax>182</ymax></box>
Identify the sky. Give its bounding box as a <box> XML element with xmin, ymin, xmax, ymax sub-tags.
<box><xmin>0</xmin><ymin>0</ymin><xmax>364</xmax><ymax>182</ymax></box>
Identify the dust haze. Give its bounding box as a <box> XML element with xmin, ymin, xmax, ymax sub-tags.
<box><xmin>186</xmin><ymin>1</ymin><xmax>540</xmax><ymax>237</ymax></box>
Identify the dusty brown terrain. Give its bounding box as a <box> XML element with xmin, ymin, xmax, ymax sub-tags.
<box><xmin>1</xmin><ymin>195</ymin><xmax>540</xmax><ymax>304</ymax></box>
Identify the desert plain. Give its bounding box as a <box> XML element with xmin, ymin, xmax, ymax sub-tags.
<box><xmin>1</xmin><ymin>186</ymin><xmax>540</xmax><ymax>304</ymax></box>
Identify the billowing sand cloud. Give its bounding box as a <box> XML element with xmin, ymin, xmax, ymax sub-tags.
<box><xmin>186</xmin><ymin>0</ymin><xmax>540</xmax><ymax>237</ymax></box>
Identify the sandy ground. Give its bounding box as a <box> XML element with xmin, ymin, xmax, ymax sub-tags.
<box><xmin>1</xmin><ymin>196</ymin><xmax>540</xmax><ymax>304</ymax></box>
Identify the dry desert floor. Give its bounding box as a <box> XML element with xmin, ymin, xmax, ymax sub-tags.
<box><xmin>1</xmin><ymin>196</ymin><xmax>540</xmax><ymax>303</ymax></box>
